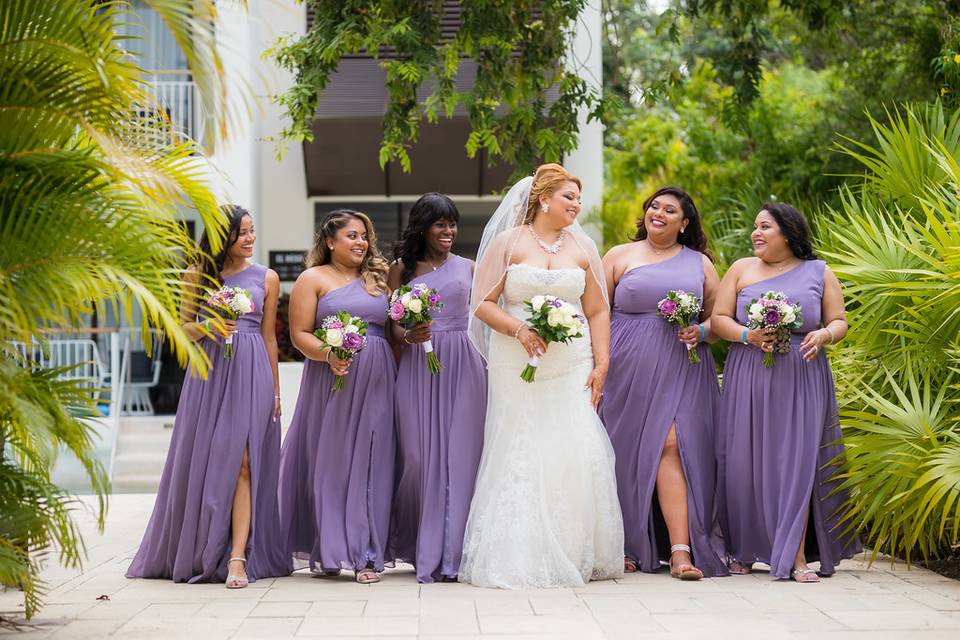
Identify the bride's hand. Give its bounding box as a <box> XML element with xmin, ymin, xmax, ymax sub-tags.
<box><xmin>585</xmin><ymin>364</ymin><xmax>607</xmax><ymax>409</ymax></box>
<box><xmin>515</xmin><ymin>324</ymin><xmax>547</xmax><ymax>358</ymax></box>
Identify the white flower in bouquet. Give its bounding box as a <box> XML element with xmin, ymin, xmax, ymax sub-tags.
<box><xmin>531</xmin><ymin>295</ymin><xmax>546</xmax><ymax>311</ymax></box>
<box><xmin>326</xmin><ymin>328</ymin><xmax>344</xmax><ymax>347</ymax></box>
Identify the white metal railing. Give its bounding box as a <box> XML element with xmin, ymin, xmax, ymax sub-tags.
<box><xmin>138</xmin><ymin>77</ymin><xmax>199</xmax><ymax>146</ymax></box>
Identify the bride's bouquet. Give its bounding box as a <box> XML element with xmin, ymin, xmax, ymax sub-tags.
<box><xmin>314</xmin><ymin>311</ymin><xmax>368</xmax><ymax>390</ymax></box>
<box><xmin>205</xmin><ymin>286</ymin><xmax>254</xmax><ymax>359</ymax></box>
<box><xmin>657</xmin><ymin>290</ymin><xmax>703</xmax><ymax>364</ymax></box>
<box><xmin>388</xmin><ymin>283</ymin><xmax>444</xmax><ymax>373</ymax></box>
<box><xmin>519</xmin><ymin>294</ymin><xmax>586</xmax><ymax>382</ymax></box>
<box><xmin>746</xmin><ymin>291</ymin><xmax>804</xmax><ymax>368</ymax></box>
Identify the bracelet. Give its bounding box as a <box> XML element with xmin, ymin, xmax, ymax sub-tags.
<box><xmin>324</xmin><ymin>349</ymin><xmax>332</xmax><ymax>363</ymax></box>
<box><xmin>203</xmin><ymin>318</ymin><xmax>211</xmax><ymax>332</ymax></box>
<box><xmin>402</xmin><ymin>330</ymin><xmax>411</xmax><ymax>345</ymax></box>
<box><xmin>698</xmin><ymin>324</ymin><xmax>706</xmax><ymax>342</ymax></box>
<box><xmin>512</xmin><ymin>323</ymin><xmax>525</xmax><ymax>340</ymax></box>
<box><xmin>741</xmin><ymin>329</ymin><xmax>748</xmax><ymax>345</ymax></box>
<box><xmin>823</xmin><ymin>326</ymin><xmax>836</xmax><ymax>344</ymax></box>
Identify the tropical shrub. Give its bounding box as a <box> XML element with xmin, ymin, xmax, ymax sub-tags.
<box><xmin>822</xmin><ymin>102</ymin><xmax>960</xmax><ymax>563</ymax></box>
<box><xmin>0</xmin><ymin>0</ymin><xmax>232</xmax><ymax>619</ymax></box>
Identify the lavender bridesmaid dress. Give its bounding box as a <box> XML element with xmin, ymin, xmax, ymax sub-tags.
<box><xmin>278</xmin><ymin>279</ymin><xmax>396</xmax><ymax>572</ymax></box>
<box><xmin>127</xmin><ymin>263</ymin><xmax>291</xmax><ymax>582</ymax></box>
<box><xmin>388</xmin><ymin>255</ymin><xmax>487</xmax><ymax>583</ymax></box>
<box><xmin>717</xmin><ymin>259</ymin><xmax>861</xmax><ymax>578</ymax></box>
<box><xmin>600</xmin><ymin>247</ymin><xmax>727</xmax><ymax>577</ymax></box>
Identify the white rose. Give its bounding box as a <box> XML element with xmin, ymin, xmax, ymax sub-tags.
<box><xmin>563</xmin><ymin>315</ymin><xmax>580</xmax><ymax>333</ymax></box>
<box><xmin>326</xmin><ymin>328</ymin><xmax>344</xmax><ymax>348</ymax></box>
<box><xmin>344</xmin><ymin>324</ymin><xmax>359</xmax><ymax>334</ymax></box>
<box><xmin>782</xmin><ymin>308</ymin><xmax>795</xmax><ymax>324</ymax></box>
<box><xmin>749</xmin><ymin>302</ymin><xmax>763</xmax><ymax>318</ymax></box>
<box><xmin>400</xmin><ymin>292</ymin><xmax>412</xmax><ymax>305</ymax></box>
<box><xmin>408</xmin><ymin>298</ymin><xmax>423</xmax><ymax>314</ymax></box>
<box><xmin>547</xmin><ymin>307</ymin><xmax>563</xmax><ymax>326</ymax></box>
<box><xmin>531</xmin><ymin>295</ymin><xmax>546</xmax><ymax>311</ymax></box>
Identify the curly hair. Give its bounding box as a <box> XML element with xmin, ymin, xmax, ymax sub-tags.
<box><xmin>522</xmin><ymin>163</ymin><xmax>582</xmax><ymax>224</ymax></box>
<box><xmin>760</xmin><ymin>202</ymin><xmax>817</xmax><ymax>261</ymax></box>
<box><xmin>393</xmin><ymin>193</ymin><xmax>460</xmax><ymax>285</ymax></box>
<box><xmin>308</xmin><ymin>209</ymin><xmax>390</xmax><ymax>294</ymax></box>
<box><xmin>634</xmin><ymin>187</ymin><xmax>713</xmax><ymax>261</ymax></box>
<box><xmin>197</xmin><ymin>204</ymin><xmax>251</xmax><ymax>285</ymax></box>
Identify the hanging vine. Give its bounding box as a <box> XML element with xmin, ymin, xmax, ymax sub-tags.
<box><xmin>271</xmin><ymin>0</ymin><xmax>610</xmax><ymax>176</ymax></box>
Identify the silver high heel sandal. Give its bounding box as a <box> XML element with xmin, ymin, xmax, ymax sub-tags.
<box><xmin>226</xmin><ymin>556</ymin><xmax>249</xmax><ymax>589</ymax></box>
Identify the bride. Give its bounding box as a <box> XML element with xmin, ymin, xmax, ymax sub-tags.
<box><xmin>460</xmin><ymin>163</ymin><xmax>624</xmax><ymax>589</ymax></box>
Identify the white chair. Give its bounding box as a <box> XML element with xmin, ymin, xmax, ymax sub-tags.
<box><xmin>122</xmin><ymin>331</ymin><xmax>163</xmax><ymax>416</ymax></box>
<box><xmin>13</xmin><ymin>339</ymin><xmax>107</xmax><ymax>401</ymax></box>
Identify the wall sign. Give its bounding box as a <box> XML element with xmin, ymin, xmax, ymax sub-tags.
<box><xmin>269</xmin><ymin>250</ymin><xmax>307</xmax><ymax>282</ymax></box>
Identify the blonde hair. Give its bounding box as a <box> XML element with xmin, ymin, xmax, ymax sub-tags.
<box><xmin>523</xmin><ymin>163</ymin><xmax>582</xmax><ymax>224</ymax></box>
<box><xmin>308</xmin><ymin>209</ymin><xmax>389</xmax><ymax>295</ymax></box>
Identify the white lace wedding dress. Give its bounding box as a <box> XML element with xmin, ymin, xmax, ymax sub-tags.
<box><xmin>459</xmin><ymin>264</ymin><xmax>625</xmax><ymax>589</ymax></box>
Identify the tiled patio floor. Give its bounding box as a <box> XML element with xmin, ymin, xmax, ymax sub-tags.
<box><xmin>2</xmin><ymin>495</ymin><xmax>959</xmax><ymax>639</ymax></box>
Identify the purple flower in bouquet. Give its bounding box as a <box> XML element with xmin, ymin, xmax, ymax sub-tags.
<box><xmin>388</xmin><ymin>282</ymin><xmax>445</xmax><ymax>374</ymax></box>
<box><xmin>656</xmin><ymin>290</ymin><xmax>703</xmax><ymax>364</ymax></box>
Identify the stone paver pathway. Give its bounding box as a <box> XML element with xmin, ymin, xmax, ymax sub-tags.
<box><xmin>2</xmin><ymin>495</ymin><xmax>960</xmax><ymax>639</ymax></box>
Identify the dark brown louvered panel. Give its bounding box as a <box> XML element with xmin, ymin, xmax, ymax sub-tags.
<box><xmin>306</xmin><ymin>1</ymin><xmax>462</xmax><ymax>59</ymax></box>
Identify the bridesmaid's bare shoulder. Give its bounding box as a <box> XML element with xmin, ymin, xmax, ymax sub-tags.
<box><xmin>293</xmin><ymin>265</ymin><xmax>338</xmax><ymax>298</ymax></box>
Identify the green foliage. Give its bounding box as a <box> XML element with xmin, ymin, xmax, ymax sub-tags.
<box><xmin>0</xmin><ymin>0</ymin><xmax>233</xmax><ymax>619</ymax></box>
<box><xmin>271</xmin><ymin>0</ymin><xmax>608</xmax><ymax>177</ymax></box>
<box><xmin>821</xmin><ymin>103</ymin><xmax>960</xmax><ymax>563</ymax></box>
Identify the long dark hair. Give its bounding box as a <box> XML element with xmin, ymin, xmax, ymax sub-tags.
<box><xmin>760</xmin><ymin>202</ymin><xmax>817</xmax><ymax>260</ymax></box>
<box><xmin>197</xmin><ymin>204</ymin><xmax>250</xmax><ymax>285</ymax></box>
<box><xmin>394</xmin><ymin>193</ymin><xmax>460</xmax><ymax>284</ymax></box>
<box><xmin>634</xmin><ymin>186</ymin><xmax>712</xmax><ymax>260</ymax></box>
<box><xmin>308</xmin><ymin>209</ymin><xmax>390</xmax><ymax>294</ymax></box>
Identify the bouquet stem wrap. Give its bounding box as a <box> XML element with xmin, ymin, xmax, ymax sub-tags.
<box><xmin>520</xmin><ymin>354</ymin><xmax>540</xmax><ymax>382</ymax></box>
<box><xmin>422</xmin><ymin>339</ymin><xmax>441</xmax><ymax>374</ymax></box>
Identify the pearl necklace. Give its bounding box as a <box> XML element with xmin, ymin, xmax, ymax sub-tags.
<box><xmin>528</xmin><ymin>224</ymin><xmax>566</xmax><ymax>254</ymax></box>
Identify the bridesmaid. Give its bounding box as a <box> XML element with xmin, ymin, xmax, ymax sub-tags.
<box><xmin>712</xmin><ymin>203</ymin><xmax>861</xmax><ymax>582</ymax></box>
<box><xmin>600</xmin><ymin>187</ymin><xmax>727</xmax><ymax>580</ymax></box>
<box><xmin>127</xmin><ymin>205</ymin><xmax>291</xmax><ymax>587</ymax></box>
<box><xmin>387</xmin><ymin>193</ymin><xmax>487</xmax><ymax>583</ymax></box>
<box><xmin>278</xmin><ymin>209</ymin><xmax>395</xmax><ymax>584</ymax></box>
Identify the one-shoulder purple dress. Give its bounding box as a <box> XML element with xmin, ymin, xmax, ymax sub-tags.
<box><xmin>388</xmin><ymin>255</ymin><xmax>487</xmax><ymax>583</ymax></box>
<box><xmin>717</xmin><ymin>259</ymin><xmax>861</xmax><ymax>578</ymax></box>
<box><xmin>278</xmin><ymin>279</ymin><xmax>396</xmax><ymax>572</ymax></box>
<box><xmin>600</xmin><ymin>247</ymin><xmax>727</xmax><ymax>577</ymax></box>
<box><xmin>127</xmin><ymin>262</ymin><xmax>291</xmax><ymax>582</ymax></box>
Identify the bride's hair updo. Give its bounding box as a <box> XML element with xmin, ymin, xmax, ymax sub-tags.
<box><xmin>523</xmin><ymin>163</ymin><xmax>582</xmax><ymax>224</ymax></box>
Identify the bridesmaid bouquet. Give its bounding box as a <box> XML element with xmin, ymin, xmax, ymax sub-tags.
<box><xmin>657</xmin><ymin>290</ymin><xmax>704</xmax><ymax>364</ymax></box>
<box><xmin>206</xmin><ymin>286</ymin><xmax>254</xmax><ymax>359</ymax></box>
<box><xmin>388</xmin><ymin>283</ymin><xmax>444</xmax><ymax>373</ymax></box>
<box><xmin>314</xmin><ymin>311</ymin><xmax>368</xmax><ymax>390</ymax></box>
<box><xmin>746</xmin><ymin>291</ymin><xmax>804</xmax><ymax>368</ymax></box>
<box><xmin>520</xmin><ymin>294</ymin><xmax>585</xmax><ymax>382</ymax></box>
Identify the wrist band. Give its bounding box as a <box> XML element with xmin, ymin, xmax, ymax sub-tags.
<box><xmin>824</xmin><ymin>326</ymin><xmax>835</xmax><ymax>344</ymax></box>
<box><xmin>513</xmin><ymin>323</ymin><xmax>525</xmax><ymax>340</ymax></box>
<box><xmin>741</xmin><ymin>329</ymin><xmax>748</xmax><ymax>345</ymax></box>
<box><xmin>274</xmin><ymin>395</ymin><xmax>280</xmax><ymax>400</ymax></box>
<box><xmin>698</xmin><ymin>324</ymin><xmax>706</xmax><ymax>342</ymax></box>
<box><xmin>203</xmin><ymin>318</ymin><xmax>211</xmax><ymax>332</ymax></box>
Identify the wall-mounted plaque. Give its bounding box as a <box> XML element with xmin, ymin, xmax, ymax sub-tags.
<box><xmin>269</xmin><ymin>250</ymin><xmax>307</xmax><ymax>282</ymax></box>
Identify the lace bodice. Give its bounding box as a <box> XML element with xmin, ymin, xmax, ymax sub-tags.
<box><xmin>502</xmin><ymin>264</ymin><xmax>586</xmax><ymax>312</ymax></box>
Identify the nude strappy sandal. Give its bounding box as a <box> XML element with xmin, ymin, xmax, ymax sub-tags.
<box><xmin>226</xmin><ymin>557</ymin><xmax>249</xmax><ymax>589</ymax></box>
<box><xmin>669</xmin><ymin>544</ymin><xmax>703</xmax><ymax>581</ymax></box>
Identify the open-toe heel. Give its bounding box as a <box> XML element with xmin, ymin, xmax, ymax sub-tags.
<box><xmin>225</xmin><ymin>557</ymin><xmax>249</xmax><ymax>589</ymax></box>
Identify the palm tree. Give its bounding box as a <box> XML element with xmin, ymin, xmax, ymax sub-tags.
<box><xmin>821</xmin><ymin>102</ymin><xmax>960</xmax><ymax>564</ymax></box>
<box><xmin>0</xmin><ymin>0</ymin><xmax>239</xmax><ymax>619</ymax></box>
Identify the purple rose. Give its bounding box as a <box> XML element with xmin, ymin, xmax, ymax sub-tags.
<box><xmin>428</xmin><ymin>293</ymin><xmax>440</xmax><ymax>305</ymax></box>
<box><xmin>659</xmin><ymin>299</ymin><xmax>677</xmax><ymax>315</ymax></box>
<box><xmin>764</xmin><ymin>309</ymin><xmax>781</xmax><ymax>325</ymax></box>
<box><xmin>342</xmin><ymin>331</ymin><xmax>363</xmax><ymax>351</ymax></box>
<box><xmin>389</xmin><ymin>302</ymin><xmax>405</xmax><ymax>321</ymax></box>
